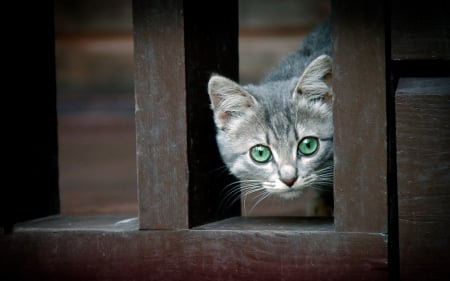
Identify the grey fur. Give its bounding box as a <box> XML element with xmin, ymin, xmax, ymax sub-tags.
<box><xmin>208</xmin><ymin>20</ymin><xmax>333</xmax><ymax>214</ymax></box>
<box><xmin>263</xmin><ymin>18</ymin><xmax>331</xmax><ymax>83</ymax></box>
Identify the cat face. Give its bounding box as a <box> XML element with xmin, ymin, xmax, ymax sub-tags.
<box><xmin>208</xmin><ymin>55</ymin><xmax>333</xmax><ymax>199</ymax></box>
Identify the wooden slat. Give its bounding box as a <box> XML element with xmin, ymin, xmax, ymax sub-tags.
<box><xmin>1</xmin><ymin>216</ymin><xmax>388</xmax><ymax>281</ymax></box>
<box><xmin>391</xmin><ymin>0</ymin><xmax>450</xmax><ymax>61</ymax></box>
<box><xmin>133</xmin><ymin>0</ymin><xmax>239</xmax><ymax>229</ymax></box>
<box><xmin>332</xmin><ymin>1</ymin><xmax>388</xmax><ymax>232</ymax></box>
<box><xmin>133</xmin><ymin>0</ymin><xmax>189</xmax><ymax>229</ymax></box>
<box><xmin>195</xmin><ymin>216</ymin><xmax>334</xmax><ymax>231</ymax></box>
<box><xmin>395</xmin><ymin>77</ymin><xmax>450</xmax><ymax>281</ymax></box>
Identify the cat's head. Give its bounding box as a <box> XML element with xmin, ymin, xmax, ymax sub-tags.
<box><xmin>208</xmin><ymin>55</ymin><xmax>333</xmax><ymax>199</ymax></box>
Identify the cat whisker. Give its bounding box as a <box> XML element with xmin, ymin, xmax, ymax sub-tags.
<box><xmin>302</xmin><ymin>165</ymin><xmax>334</xmax><ymax>190</ymax></box>
<box><xmin>219</xmin><ymin>180</ymin><xmax>266</xmax><ymax>212</ymax></box>
<box><xmin>247</xmin><ymin>191</ymin><xmax>272</xmax><ymax>215</ymax></box>
<box><xmin>208</xmin><ymin>165</ymin><xmax>232</xmax><ymax>176</ymax></box>
<box><xmin>239</xmin><ymin>181</ymin><xmax>275</xmax><ymax>215</ymax></box>
<box><xmin>299</xmin><ymin>171</ymin><xmax>333</xmax><ymax>193</ymax></box>
<box><xmin>220</xmin><ymin>180</ymin><xmax>261</xmax><ymax>196</ymax></box>
<box><xmin>219</xmin><ymin>186</ymin><xmax>242</xmax><ymax>211</ymax></box>
<box><xmin>313</xmin><ymin>166</ymin><xmax>334</xmax><ymax>175</ymax></box>
<box><xmin>309</xmin><ymin>185</ymin><xmax>333</xmax><ymax>192</ymax></box>
<box><xmin>241</xmin><ymin>186</ymin><xmax>267</xmax><ymax>213</ymax></box>
<box><xmin>221</xmin><ymin>185</ymin><xmax>258</xmax><ymax>208</ymax></box>
<box><xmin>312</xmin><ymin>176</ymin><xmax>333</xmax><ymax>182</ymax></box>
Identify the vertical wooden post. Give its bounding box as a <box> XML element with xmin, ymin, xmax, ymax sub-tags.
<box><xmin>332</xmin><ymin>0</ymin><xmax>388</xmax><ymax>233</ymax></box>
<box><xmin>133</xmin><ymin>0</ymin><xmax>189</xmax><ymax>229</ymax></box>
<box><xmin>133</xmin><ymin>0</ymin><xmax>238</xmax><ymax>229</ymax></box>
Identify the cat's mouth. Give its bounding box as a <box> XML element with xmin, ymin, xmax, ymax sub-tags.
<box><xmin>278</xmin><ymin>189</ymin><xmax>305</xmax><ymax>199</ymax></box>
<box><xmin>263</xmin><ymin>182</ymin><xmax>307</xmax><ymax>199</ymax></box>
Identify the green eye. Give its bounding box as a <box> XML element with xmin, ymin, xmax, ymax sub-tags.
<box><xmin>250</xmin><ymin>145</ymin><xmax>272</xmax><ymax>163</ymax></box>
<box><xmin>298</xmin><ymin>137</ymin><xmax>319</xmax><ymax>156</ymax></box>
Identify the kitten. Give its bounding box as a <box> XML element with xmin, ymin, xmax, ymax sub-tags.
<box><xmin>208</xmin><ymin>20</ymin><xmax>333</xmax><ymax>216</ymax></box>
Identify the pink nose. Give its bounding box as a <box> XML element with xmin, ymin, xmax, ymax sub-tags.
<box><xmin>281</xmin><ymin>177</ymin><xmax>297</xmax><ymax>187</ymax></box>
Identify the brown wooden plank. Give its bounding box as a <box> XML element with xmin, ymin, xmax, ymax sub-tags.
<box><xmin>395</xmin><ymin>77</ymin><xmax>450</xmax><ymax>281</ymax></box>
<box><xmin>332</xmin><ymin>1</ymin><xmax>388</xmax><ymax>232</ymax></box>
<box><xmin>195</xmin><ymin>216</ymin><xmax>334</xmax><ymax>231</ymax></box>
<box><xmin>133</xmin><ymin>0</ymin><xmax>189</xmax><ymax>229</ymax></box>
<box><xmin>1</xmin><ymin>216</ymin><xmax>388</xmax><ymax>281</ymax></box>
<box><xmin>133</xmin><ymin>0</ymin><xmax>239</xmax><ymax>229</ymax></box>
<box><xmin>391</xmin><ymin>0</ymin><xmax>450</xmax><ymax>60</ymax></box>
<box><xmin>12</xmin><ymin>215</ymin><xmax>138</xmax><ymax>232</ymax></box>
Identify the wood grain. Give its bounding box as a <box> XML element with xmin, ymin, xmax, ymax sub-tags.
<box><xmin>391</xmin><ymin>0</ymin><xmax>450</xmax><ymax>60</ymax></box>
<box><xmin>332</xmin><ymin>0</ymin><xmax>388</xmax><ymax>233</ymax></box>
<box><xmin>133</xmin><ymin>0</ymin><xmax>239</xmax><ymax>229</ymax></box>
<box><xmin>1</xmin><ymin>216</ymin><xmax>388</xmax><ymax>281</ymax></box>
<box><xmin>133</xmin><ymin>0</ymin><xmax>189</xmax><ymax>229</ymax></box>
<box><xmin>396</xmin><ymin>77</ymin><xmax>450</xmax><ymax>281</ymax></box>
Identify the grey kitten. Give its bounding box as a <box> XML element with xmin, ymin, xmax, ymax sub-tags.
<box><xmin>208</xmin><ymin>20</ymin><xmax>333</xmax><ymax>216</ymax></box>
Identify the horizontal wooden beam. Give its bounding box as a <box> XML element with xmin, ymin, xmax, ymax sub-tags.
<box><xmin>1</xmin><ymin>216</ymin><xmax>387</xmax><ymax>281</ymax></box>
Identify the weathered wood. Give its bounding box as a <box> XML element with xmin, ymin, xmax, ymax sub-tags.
<box><xmin>391</xmin><ymin>0</ymin><xmax>450</xmax><ymax>60</ymax></box>
<box><xmin>133</xmin><ymin>0</ymin><xmax>239</xmax><ymax>229</ymax></box>
<box><xmin>133</xmin><ymin>0</ymin><xmax>189</xmax><ymax>229</ymax></box>
<box><xmin>1</xmin><ymin>216</ymin><xmax>388</xmax><ymax>281</ymax></box>
<box><xmin>332</xmin><ymin>0</ymin><xmax>388</xmax><ymax>232</ymax></box>
<box><xmin>12</xmin><ymin>215</ymin><xmax>138</xmax><ymax>232</ymax></box>
<box><xmin>395</xmin><ymin>77</ymin><xmax>450</xmax><ymax>281</ymax></box>
<box><xmin>195</xmin><ymin>216</ymin><xmax>334</xmax><ymax>231</ymax></box>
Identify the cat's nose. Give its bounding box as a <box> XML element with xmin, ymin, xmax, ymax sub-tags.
<box><xmin>281</xmin><ymin>177</ymin><xmax>298</xmax><ymax>187</ymax></box>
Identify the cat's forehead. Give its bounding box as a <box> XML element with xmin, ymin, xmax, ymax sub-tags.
<box><xmin>265</xmin><ymin>100</ymin><xmax>332</xmax><ymax>140</ymax></box>
<box><xmin>238</xmin><ymin>106</ymin><xmax>312</xmax><ymax>142</ymax></box>
<box><xmin>227</xmin><ymin>80</ymin><xmax>332</xmax><ymax>143</ymax></box>
<box><xmin>245</xmin><ymin>79</ymin><xmax>297</xmax><ymax>103</ymax></box>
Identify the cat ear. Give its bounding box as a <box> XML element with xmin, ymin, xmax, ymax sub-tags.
<box><xmin>208</xmin><ymin>75</ymin><xmax>256</xmax><ymax>130</ymax></box>
<box><xmin>294</xmin><ymin>54</ymin><xmax>332</xmax><ymax>103</ymax></box>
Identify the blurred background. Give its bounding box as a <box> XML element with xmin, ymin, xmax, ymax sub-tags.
<box><xmin>55</xmin><ymin>0</ymin><xmax>330</xmax><ymax>215</ymax></box>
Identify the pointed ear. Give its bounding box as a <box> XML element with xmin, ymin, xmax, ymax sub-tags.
<box><xmin>208</xmin><ymin>75</ymin><xmax>256</xmax><ymax>130</ymax></box>
<box><xmin>294</xmin><ymin>55</ymin><xmax>332</xmax><ymax>103</ymax></box>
